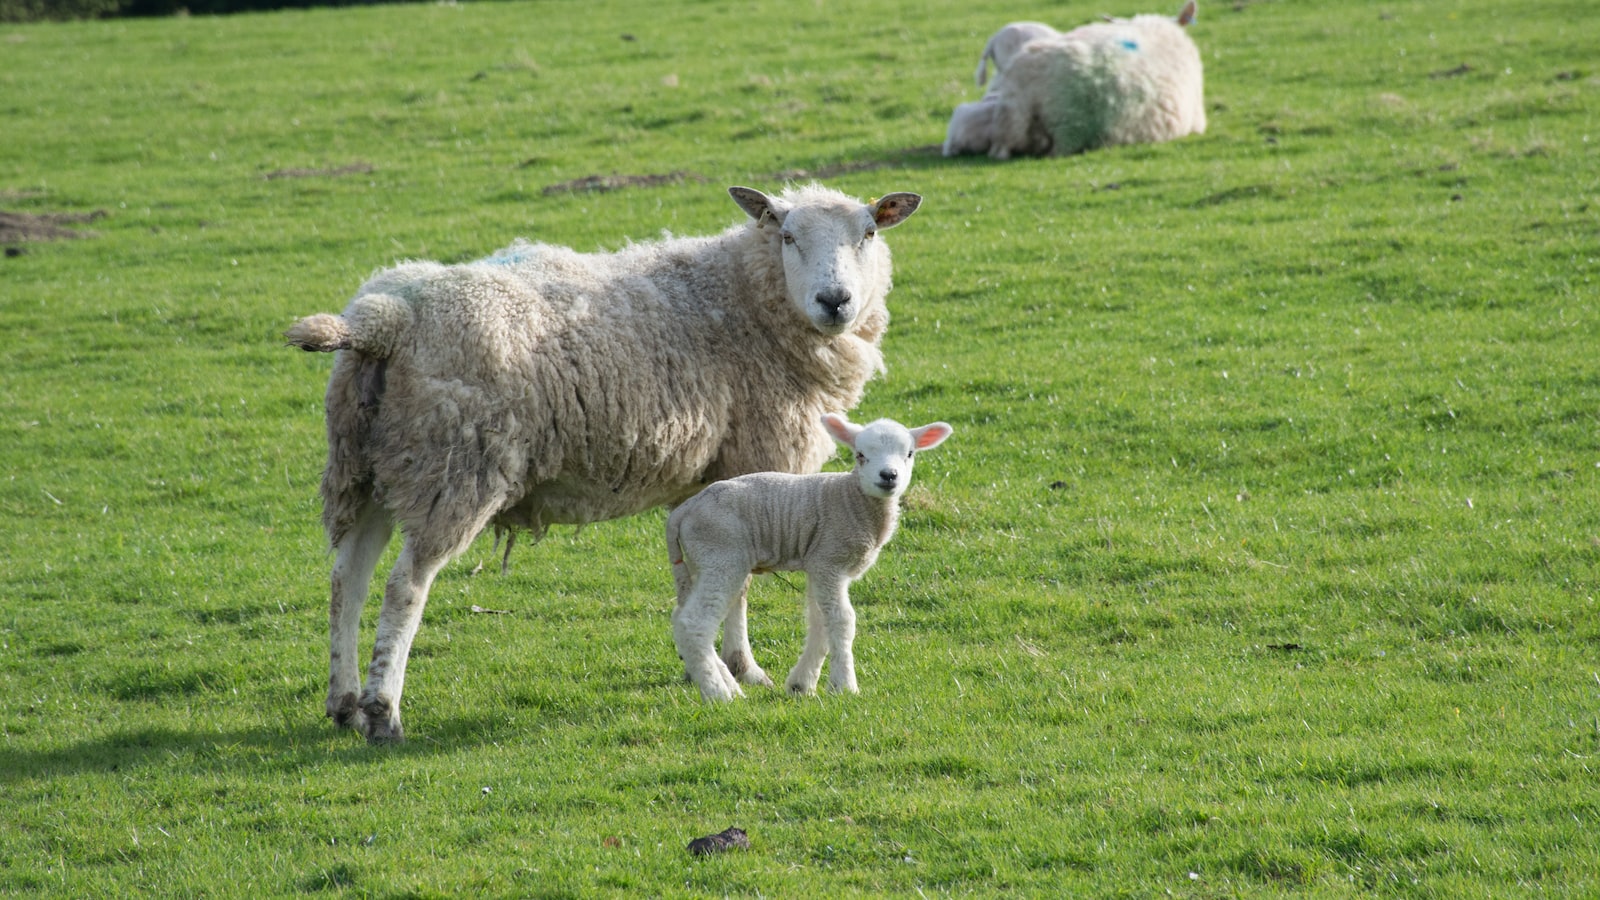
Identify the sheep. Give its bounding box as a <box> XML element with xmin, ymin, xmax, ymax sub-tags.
<box><xmin>973</xmin><ymin>21</ymin><xmax>1060</xmax><ymax>88</ymax></box>
<box><xmin>965</xmin><ymin>1</ymin><xmax>1206</xmax><ymax>159</ymax></box>
<box><xmin>946</xmin><ymin>21</ymin><xmax>1062</xmax><ymax>157</ymax></box>
<box><xmin>284</xmin><ymin>183</ymin><xmax>922</xmax><ymax>743</ymax></box>
<box><xmin>666</xmin><ymin>413</ymin><xmax>953</xmax><ymax>702</ymax></box>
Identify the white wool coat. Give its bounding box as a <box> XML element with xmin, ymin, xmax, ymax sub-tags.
<box><xmin>988</xmin><ymin>6</ymin><xmax>1205</xmax><ymax>158</ymax></box>
<box><xmin>306</xmin><ymin>187</ymin><xmax>895</xmax><ymax>561</ymax></box>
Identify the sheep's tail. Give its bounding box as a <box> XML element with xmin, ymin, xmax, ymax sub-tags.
<box><xmin>284</xmin><ymin>293</ymin><xmax>414</xmax><ymax>358</ymax></box>
<box><xmin>974</xmin><ymin>43</ymin><xmax>995</xmax><ymax>86</ymax></box>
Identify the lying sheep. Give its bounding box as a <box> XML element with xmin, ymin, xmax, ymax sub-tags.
<box><xmin>666</xmin><ymin>413</ymin><xmax>953</xmax><ymax>702</ymax></box>
<box><xmin>960</xmin><ymin>1</ymin><xmax>1205</xmax><ymax>159</ymax></box>
<box><xmin>285</xmin><ymin>183</ymin><xmax>922</xmax><ymax>742</ymax></box>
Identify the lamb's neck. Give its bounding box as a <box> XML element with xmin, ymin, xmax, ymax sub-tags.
<box><xmin>836</xmin><ymin>480</ymin><xmax>900</xmax><ymax>550</ymax></box>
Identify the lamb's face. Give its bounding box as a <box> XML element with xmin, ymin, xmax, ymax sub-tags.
<box><xmin>850</xmin><ymin>422</ymin><xmax>920</xmax><ymax>500</ymax></box>
<box><xmin>727</xmin><ymin>186</ymin><xmax>921</xmax><ymax>337</ymax></box>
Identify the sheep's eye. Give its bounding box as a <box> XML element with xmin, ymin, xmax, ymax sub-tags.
<box><xmin>863</xmin><ymin>230</ymin><xmax>876</xmax><ymax>241</ymax></box>
<box><xmin>781</xmin><ymin>232</ymin><xmax>796</xmax><ymax>245</ymax></box>
<box><xmin>855</xmin><ymin>453</ymin><xmax>866</xmax><ymax>464</ymax></box>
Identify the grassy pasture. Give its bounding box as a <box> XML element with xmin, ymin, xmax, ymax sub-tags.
<box><xmin>2</xmin><ymin>0</ymin><xmax>1597</xmax><ymax>894</ymax></box>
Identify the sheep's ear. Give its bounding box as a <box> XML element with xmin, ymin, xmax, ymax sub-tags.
<box><xmin>909</xmin><ymin>422</ymin><xmax>953</xmax><ymax>451</ymax></box>
<box><xmin>1176</xmin><ymin>0</ymin><xmax>1197</xmax><ymax>26</ymax></box>
<box><xmin>821</xmin><ymin>413</ymin><xmax>862</xmax><ymax>449</ymax></box>
<box><xmin>729</xmin><ymin>186</ymin><xmax>786</xmax><ymax>228</ymax></box>
<box><xmin>870</xmin><ymin>193</ymin><xmax>922</xmax><ymax>229</ymax></box>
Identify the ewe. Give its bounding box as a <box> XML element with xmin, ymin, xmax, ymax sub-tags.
<box><xmin>948</xmin><ymin>1</ymin><xmax>1205</xmax><ymax>159</ymax></box>
<box><xmin>666</xmin><ymin>414</ymin><xmax>953</xmax><ymax>702</ymax></box>
<box><xmin>286</xmin><ymin>184</ymin><xmax>922</xmax><ymax>742</ymax></box>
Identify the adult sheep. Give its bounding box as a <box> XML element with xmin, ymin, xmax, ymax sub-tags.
<box><xmin>285</xmin><ymin>183</ymin><xmax>922</xmax><ymax>743</ymax></box>
<box><xmin>981</xmin><ymin>1</ymin><xmax>1205</xmax><ymax>159</ymax></box>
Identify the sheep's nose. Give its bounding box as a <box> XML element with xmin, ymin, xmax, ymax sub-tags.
<box><xmin>816</xmin><ymin>289</ymin><xmax>851</xmax><ymax>317</ymax></box>
<box><xmin>878</xmin><ymin>469</ymin><xmax>898</xmax><ymax>486</ymax></box>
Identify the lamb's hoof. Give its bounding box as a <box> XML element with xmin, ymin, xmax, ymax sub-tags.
<box><xmin>360</xmin><ymin>696</ymin><xmax>404</xmax><ymax>744</ymax></box>
<box><xmin>326</xmin><ymin>691</ymin><xmax>362</xmax><ymax>730</ymax></box>
<box><xmin>723</xmin><ymin>652</ymin><xmax>773</xmax><ymax>687</ymax></box>
<box><xmin>785</xmin><ymin>681</ymin><xmax>816</xmax><ymax>696</ymax></box>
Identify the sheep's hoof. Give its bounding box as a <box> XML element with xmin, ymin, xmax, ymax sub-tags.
<box><xmin>723</xmin><ymin>651</ymin><xmax>773</xmax><ymax>687</ymax></box>
<box><xmin>326</xmin><ymin>691</ymin><xmax>362</xmax><ymax>730</ymax></box>
<box><xmin>785</xmin><ymin>681</ymin><xmax>816</xmax><ymax>696</ymax></box>
<box><xmin>360</xmin><ymin>696</ymin><xmax>404</xmax><ymax>744</ymax></box>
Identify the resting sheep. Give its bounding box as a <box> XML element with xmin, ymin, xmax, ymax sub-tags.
<box><xmin>949</xmin><ymin>1</ymin><xmax>1206</xmax><ymax>159</ymax></box>
<box><xmin>284</xmin><ymin>183</ymin><xmax>922</xmax><ymax>742</ymax></box>
<box><xmin>667</xmin><ymin>413</ymin><xmax>953</xmax><ymax>702</ymax></box>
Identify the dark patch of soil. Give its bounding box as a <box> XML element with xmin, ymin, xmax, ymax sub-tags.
<box><xmin>542</xmin><ymin>170</ymin><xmax>704</xmax><ymax>196</ymax></box>
<box><xmin>263</xmin><ymin>163</ymin><xmax>374</xmax><ymax>180</ymax></box>
<box><xmin>0</xmin><ymin>209</ymin><xmax>107</xmax><ymax>244</ymax></box>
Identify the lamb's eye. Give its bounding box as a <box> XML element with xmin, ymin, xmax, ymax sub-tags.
<box><xmin>781</xmin><ymin>232</ymin><xmax>796</xmax><ymax>245</ymax></box>
<box><xmin>863</xmin><ymin>230</ymin><xmax>876</xmax><ymax>241</ymax></box>
<box><xmin>855</xmin><ymin>453</ymin><xmax>866</xmax><ymax>464</ymax></box>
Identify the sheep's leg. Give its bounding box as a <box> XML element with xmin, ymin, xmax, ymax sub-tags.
<box><xmin>326</xmin><ymin>504</ymin><xmax>392</xmax><ymax>730</ymax></box>
<box><xmin>358</xmin><ymin>537</ymin><xmax>450</xmax><ymax>742</ymax></box>
<box><xmin>719</xmin><ymin>576</ymin><xmax>773</xmax><ymax>687</ymax></box>
<box><xmin>785</xmin><ymin>585</ymin><xmax>830</xmax><ymax>695</ymax></box>
<box><xmin>673</xmin><ymin>569</ymin><xmax>746</xmax><ymax>702</ymax></box>
<box><xmin>788</xmin><ymin>575</ymin><xmax>858</xmax><ymax>695</ymax></box>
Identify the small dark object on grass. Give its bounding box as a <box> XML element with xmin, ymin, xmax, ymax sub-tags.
<box><xmin>5</xmin><ymin>246</ymin><xmax>23</xmax><ymax>258</ymax></box>
<box><xmin>1267</xmin><ymin>643</ymin><xmax>1303</xmax><ymax>652</ymax></box>
<box><xmin>1049</xmin><ymin>480</ymin><xmax>1067</xmax><ymax>490</ymax></box>
<box><xmin>687</xmin><ymin>827</ymin><xmax>750</xmax><ymax>856</ymax></box>
<box><xmin>1430</xmin><ymin>63</ymin><xmax>1472</xmax><ymax>79</ymax></box>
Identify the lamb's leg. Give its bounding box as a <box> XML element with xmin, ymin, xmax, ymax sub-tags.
<box><xmin>358</xmin><ymin>536</ymin><xmax>450</xmax><ymax>743</ymax></box>
<box><xmin>788</xmin><ymin>574</ymin><xmax>858</xmax><ymax>695</ymax></box>
<box><xmin>673</xmin><ymin>569</ymin><xmax>746</xmax><ymax>702</ymax></box>
<box><xmin>719</xmin><ymin>576</ymin><xmax>773</xmax><ymax>687</ymax></box>
<box><xmin>785</xmin><ymin>587</ymin><xmax>830</xmax><ymax>695</ymax></box>
<box><xmin>326</xmin><ymin>505</ymin><xmax>393</xmax><ymax>730</ymax></box>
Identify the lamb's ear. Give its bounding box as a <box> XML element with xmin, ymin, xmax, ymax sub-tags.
<box><xmin>729</xmin><ymin>186</ymin><xmax>786</xmax><ymax>228</ymax></box>
<box><xmin>909</xmin><ymin>422</ymin><xmax>954</xmax><ymax>451</ymax></box>
<box><xmin>870</xmin><ymin>192</ymin><xmax>922</xmax><ymax>229</ymax></box>
<box><xmin>1176</xmin><ymin>0</ymin><xmax>1197</xmax><ymax>26</ymax></box>
<box><xmin>821</xmin><ymin>413</ymin><xmax>862</xmax><ymax>449</ymax></box>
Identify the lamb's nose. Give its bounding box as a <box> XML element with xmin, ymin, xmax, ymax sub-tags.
<box><xmin>878</xmin><ymin>469</ymin><xmax>897</xmax><ymax>485</ymax></box>
<box><xmin>816</xmin><ymin>289</ymin><xmax>851</xmax><ymax>317</ymax></box>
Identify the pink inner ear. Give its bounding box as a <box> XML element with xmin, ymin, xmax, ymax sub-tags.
<box><xmin>915</xmin><ymin>424</ymin><xmax>953</xmax><ymax>450</ymax></box>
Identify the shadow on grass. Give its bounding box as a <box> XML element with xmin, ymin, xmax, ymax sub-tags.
<box><xmin>0</xmin><ymin>715</ymin><xmax>526</xmax><ymax>783</ymax></box>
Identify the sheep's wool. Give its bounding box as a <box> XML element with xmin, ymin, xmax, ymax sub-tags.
<box><xmin>314</xmin><ymin>185</ymin><xmax>893</xmax><ymax>558</ymax></box>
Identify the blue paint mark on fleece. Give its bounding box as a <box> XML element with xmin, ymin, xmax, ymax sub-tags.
<box><xmin>1120</xmin><ymin>39</ymin><xmax>1139</xmax><ymax>51</ymax></box>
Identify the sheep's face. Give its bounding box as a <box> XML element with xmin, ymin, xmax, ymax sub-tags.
<box><xmin>729</xmin><ymin>186</ymin><xmax>921</xmax><ymax>336</ymax></box>
<box><xmin>822</xmin><ymin>414</ymin><xmax>955</xmax><ymax>501</ymax></box>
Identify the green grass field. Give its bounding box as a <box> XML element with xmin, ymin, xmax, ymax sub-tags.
<box><xmin>2</xmin><ymin>0</ymin><xmax>1597</xmax><ymax>894</ymax></box>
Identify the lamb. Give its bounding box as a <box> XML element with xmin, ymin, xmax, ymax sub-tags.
<box><xmin>958</xmin><ymin>1</ymin><xmax>1206</xmax><ymax>159</ymax></box>
<box><xmin>666</xmin><ymin>413</ymin><xmax>953</xmax><ymax>702</ymax></box>
<box><xmin>284</xmin><ymin>183</ymin><xmax>922</xmax><ymax>742</ymax></box>
<box><xmin>946</xmin><ymin>21</ymin><xmax>1061</xmax><ymax>157</ymax></box>
<box><xmin>973</xmin><ymin>21</ymin><xmax>1060</xmax><ymax>88</ymax></box>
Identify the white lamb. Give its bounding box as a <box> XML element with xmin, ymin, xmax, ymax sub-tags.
<box><xmin>284</xmin><ymin>183</ymin><xmax>922</xmax><ymax>743</ymax></box>
<box><xmin>666</xmin><ymin>413</ymin><xmax>953</xmax><ymax>702</ymax></box>
<box><xmin>976</xmin><ymin>1</ymin><xmax>1205</xmax><ymax>159</ymax></box>
<box><xmin>973</xmin><ymin>21</ymin><xmax>1060</xmax><ymax>88</ymax></box>
<box><xmin>946</xmin><ymin>21</ymin><xmax>1062</xmax><ymax>157</ymax></box>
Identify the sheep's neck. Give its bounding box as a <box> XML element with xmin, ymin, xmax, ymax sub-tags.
<box><xmin>860</xmin><ymin>493</ymin><xmax>900</xmax><ymax>550</ymax></box>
